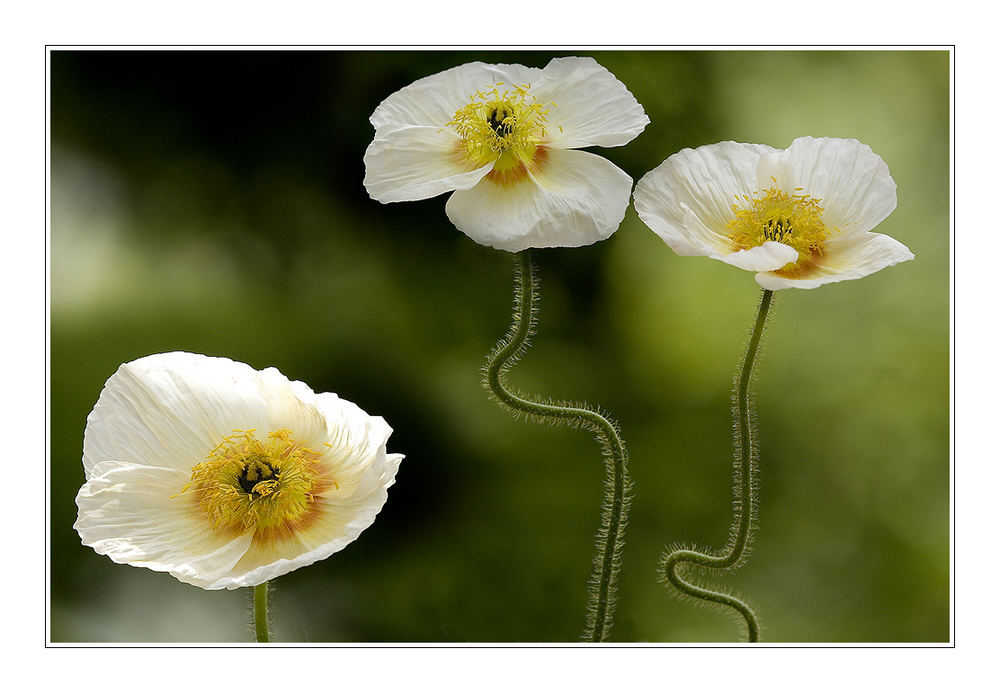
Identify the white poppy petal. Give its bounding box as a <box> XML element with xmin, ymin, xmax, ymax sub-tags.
<box><xmin>634</xmin><ymin>141</ymin><xmax>778</xmax><ymax>257</ymax></box>
<box><xmin>370</xmin><ymin>61</ymin><xmax>544</xmax><ymax>130</ymax></box>
<box><xmin>757</xmin><ymin>136</ymin><xmax>897</xmax><ymax>235</ymax></box>
<box><xmin>755</xmin><ymin>231</ymin><xmax>915</xmax><ymax>290</ymax></box>
<box><xmin>445</xmin><ymin>148</ymin><xmax>633</xmax><ymax>252</ymax></box>
<box><xmin>311</xmin><ymin>393</ymin><xmax>394</xmax><ymax>497</ymax></box>
<box><xmin>721</xmin><ymin>241</ymin><xmax>799</xmax><ymax>271</ymax></box>
<box><xmin>254</xmin><ymin>368</ymin><xmax>330</xmax><ymax>450</ymax></box>
<box><xmin>74</xmin><ymin>461</ymin><xmax>255</xmax><ymax>589</ymax></box>
<box><xmin>534</xmin><ymin>56</ymin><xmax>649</xmax><ymax>148</ymax></box>
<box><xmin>636</xmin><ymin>137</ymin><xmax>912</xmax><ymax>289</ymax></box>
<box><xmin>83</xmin><ymin>352</ymin><xmax>270</xmax><ymax>477</ymax></box>
<box><xmin>366</xmin><ymin>57</ymin><xmax>647</xmax><ymax>249</ymax></box>
<box><xmin>363</xmin><ymin>125</ymin><xmax>493</xmax><ymax>203</ymax></box>
<box><xmin>75</xmin><ymin>352</ymin><xmax>403</xmax><ymax>589</ymax></box>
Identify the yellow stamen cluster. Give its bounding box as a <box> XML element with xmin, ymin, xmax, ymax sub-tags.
<box><xmin>447</xmin><ymin>83</ymin><xmax>551</xmax><ymax>173</ymax></box>
<box><xmin>727</xmin><ymin>184</ymin><xmax>831</xmax><ymax>275</ymax></box>
<box><xmin>180</xmin><ymin>429</ymin><xmax>324</xmax><ymax>536</ymax></box>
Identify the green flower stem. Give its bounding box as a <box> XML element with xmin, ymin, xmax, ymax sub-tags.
<box><xmin>484</xmin><ymin>250</ymin><xmax>631</xmax><ymax>642</ymax></box>
<box><xmin>658</xmin><ymin>288</ymin><xmax>774</xmax><ymax>642</ymax></box>
<box><xmin>253</xmin><ymin>581</ymin><xmax>271</xmax><ymax>643</ymax></box>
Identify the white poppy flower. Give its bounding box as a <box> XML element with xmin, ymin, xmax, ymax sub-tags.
<box><xmin>633</xmin><ymin>137</ymin><xmax>914</xmax><ymax>289</ymax></box>
<box><xmin>74</xmin><ymin>352</ymin><xmax>403</xmax><ymax>590</ymax></box>
<box><xmin>363</xmin><ymin>56</ymin><xmax>649</xmax><ymax>252</ymax></box>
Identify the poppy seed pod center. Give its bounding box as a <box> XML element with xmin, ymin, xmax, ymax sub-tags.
<box><xmin>236</xmin><ymin>454</ymin><xmax>280</xmax><ymax>496</ymax></box>
<box><xmin>487</xmin><ymin>105</ymin><xmax>515</xmax><ymax>137</ymax></box>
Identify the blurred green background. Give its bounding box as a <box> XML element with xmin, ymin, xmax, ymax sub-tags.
<box><xmin>49</xmin><ymin>50</ymin><xmax>950</xmax><ymax>643</ymax></box>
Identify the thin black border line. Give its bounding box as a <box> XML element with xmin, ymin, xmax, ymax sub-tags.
<box><xmin>45</xmin><ymin>44</ymin><xmax>52</xmax><ymax>649</ymax></box>
<box><xmin>44</xmin><ymin>45</ymin><xmax>957</xmax><ymax>649</ymax></box>
<box><xmin>949</xmin><ymin>44</ymin><xmax>957</xmax><ymax>649</ymax></box>
<box><xmin>43</xmin><ymin>43</ymin><xmax>954</xmax><ymax>49</ymax></box>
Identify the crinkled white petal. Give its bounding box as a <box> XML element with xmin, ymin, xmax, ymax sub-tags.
<box><xmin>370</xmin><ymin>61</ymin><xmax>543</xmax><ymax>131</ymax></box>
<box><xmin>74</xmin><ymin>461</ymin><xmax>255</xmax><ymax>589</ymax></box>
<box><xmin>311</xmin><ymin>393</ymin><xmax>396</xmax><ymax>497</ymax></box>
<box><xmin>636</xmin><ymin>137</ymin><xmax>912</xmax><ymax>289</ymax></box>
<box><xmin>76</xmin><ymin>351</ymin><xmax>404</xmax><ymax>589</ymax></box>
<box><xmin>756</xmin><ymin>136</ymin><xmax>897</xmax><ymax>235</ymax></box>
<box><xmin>363</xmin><ymin>125</ymin><xmax>493</xmax><ymax>203</ymax></box>
<box><xmin>634</xmin><ymin>141</ymin><xmax>779</xmax><ymax>258</ymax></box>
<box><xmin>755</xmin><ymin>231</ymin><xmax>915</xmax><ymax>290</ymax></box>
<box><xmin>445</xmin><ymin>148</ymin><xmax>633</xmax><ymax>251</ymax></box>
<box><xmin>83</xmin><ymin>352</ymin><xmax>272</xmax><ymax>478</ymax></box>
<box><xmin>533</xmin><ymin>56</ymin><xmax>649</xmax><ymax>149</ymax></box>
<box><xmin>721</xmin><ymin>241</ymin><xmax>799</xmax><ymax>271</ymax></box>
<box><xmin>255</xmin><ymin>367</ymin><xmax>332</xmax><ymax>449</ymax></box>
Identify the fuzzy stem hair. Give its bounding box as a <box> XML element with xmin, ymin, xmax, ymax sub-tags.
<box><xmin>657</xmin><ymin>288</ymin><xmax>774</xmax><ymax>642</ymax></box>
<box><xmin>253</xmin><ymin>581</ymin><xmax>272</xmax><ymax>643</ymax></box>
<box><xmin>484</xmin><ymin>250</ymin><xmax>632</xmax><ymax>643</ymax></box>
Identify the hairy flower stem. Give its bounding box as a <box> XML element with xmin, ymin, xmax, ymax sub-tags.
<box><xmin>484</xmin><ymin>250</ymin><xmax>631</xmax><ymax>642</ymax></box>
<box><xmin>658</xmin><ymin>288</ymin><xmax>774</xmax><ymax>642</ymax></box>
<box><xmin>253</xmin><ymin>581</ymin><xmax>271</xmax><ymax>642</ymax></box>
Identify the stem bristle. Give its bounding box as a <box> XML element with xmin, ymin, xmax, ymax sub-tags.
<box><xmin>657</xmin><ymin>289</ymin><xmax>775</xmax><ymax>642</ymax></box>
<box><xmin>483</xmin><ymin>250</ymin><xmax>631</xmax><ymax>643</ymax></box>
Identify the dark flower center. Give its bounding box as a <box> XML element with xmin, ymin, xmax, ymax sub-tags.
<box><xmin>237</xmin><ymin>455</ymin><xmax>279</xmax><ymax>495</ymax></box>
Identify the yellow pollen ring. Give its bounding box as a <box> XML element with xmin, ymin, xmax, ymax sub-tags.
<box><xmin>177</xmin><ymin>429</ymin><xmax>327</xmax><ymax>538</ymax></box>
<box><xmin>446</xmin><ymin>82</ymin><xmax>552</xmax><ymax>184</ymax></box>
<box><xmin>726</xmin><ymin>185</ymin><xmax>833</xmax><ymax>276</ymax></box>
